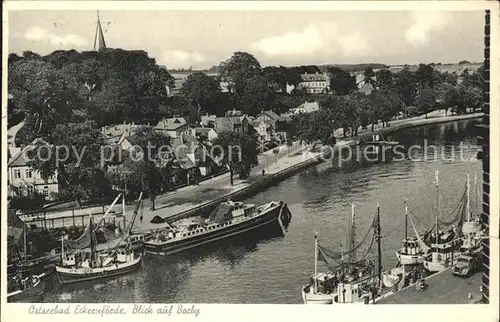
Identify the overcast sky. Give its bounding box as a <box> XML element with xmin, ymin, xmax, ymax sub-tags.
<box><xmin>8</xmin><ymin>10</ymin><xmax>484</xmax><ymax>69</ymax></box>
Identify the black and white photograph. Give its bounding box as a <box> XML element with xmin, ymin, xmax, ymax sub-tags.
<box><xmin>2</xmin><ymin>1</ymin><xmax>498</xmax><ymax>320</ymax></box>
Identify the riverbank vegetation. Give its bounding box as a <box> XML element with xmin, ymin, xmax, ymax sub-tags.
<box><xmin>8</xmin><ymin>49</ymin><xmax>484</xmax><ymax>210</ymax></box>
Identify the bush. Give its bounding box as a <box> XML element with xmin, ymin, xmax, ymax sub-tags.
<box><xmin>10</xmin><ymin>193</ymin><xmax>45</xmax><ymax>211</ymax></box>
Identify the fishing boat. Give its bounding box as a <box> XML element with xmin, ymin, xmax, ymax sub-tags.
<box><xmin>423</xmin><ymin>171</ymin><xmax>464</xmax><ymax>272</ymax></box>
<box><xmin>396</xmin><ymin>201</ymin><xmax>428</xmax><ymax>265</ymax></box>
<box><xmin>7</xmin><ymin>273</ymin><xmax>46</xmax><ymax>303</ymax></box>
<box><xmin>301</xmin><ymin>204</ymin><xmax>383</xmax><ymax>305</ymax></box>
<box><xmin>144</xmin><ymin>200</ymin><xmax>289</xmax><ymax>256</ymax></box>
<box><xmin>55</xmin><ymin>193</ymin><xmax>144</xmax><ymax>285</ymax></box>
<box><xmin>358</xmin><ymin>133</ymin><xmax>399</xmax><ymax>163</ymax></box>
<box><xmin>460</xmin><ymin>173</ymin><xmax>484</xmax><ymax>252</ymax></box>
<box><xmin>96</xmin><ymin>192</ymin><xmax>145</xmax><ymax>251</ymax></box>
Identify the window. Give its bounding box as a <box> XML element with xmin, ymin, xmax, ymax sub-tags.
<box><xmin>43</xmin><ymin>186</ymin><xmax>49</xmax><ymax>197</ymax></box>
<box><xmin>25</xmin><ymin>168</ymin><xmax>33</xmax><ymax>179</ymax></box>
<box><xmin>26</xmin><ymin>185</ymin><xmax>35</xmax><ymax>196</ymax></box>
<box><xmin>14</xmin><ymin>169</ymin><xmax>21</xmax><ymax>179</ymax></box>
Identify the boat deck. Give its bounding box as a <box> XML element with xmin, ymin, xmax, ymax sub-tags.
<box><xmin>377</xmin><ymin>269</ymin><xmax>482</xmax><ymax>304</ymax></box>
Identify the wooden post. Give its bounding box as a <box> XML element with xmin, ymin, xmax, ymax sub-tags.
<box><xmin>62</xmin><ymin>217</ymin><xmax>65</xmax><ymax>228</ymax></box>
<box><xmin>52</xmin><ymin>219</ymin><xmax>55</xmax><ymax>229</ymax></box>
<box><xmin>81</xmin><ymin>215</ymin><xmax>84</xmax><ymax>227</ymax></box>
<box><xmin>72</xmin><ymin>209</ymin><xmax>75</xmax><ymax>227</ymax></box>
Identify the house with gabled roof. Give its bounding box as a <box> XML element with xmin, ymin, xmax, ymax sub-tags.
<box><xmin>7</xmin><ymin>138</ymin><xmax>59</xmax><ymax>200</ymax></box>
<box><xmin>102</xmin><ymin>122</ymin><xmax>142</xmax><ymax>145</ymax></box>
<box><xmin>155</xmin><ymin>117</ymin><xmax>189</xmax><ymax>141</ymax></box>
<box><xmin>214</xmin><ymin>115</ymin><xmax>249</xmax><ymax>134</ymax></box>
<box><xmin>190</xmin><ymin>127</ymin><xmax>218</xmax><ymax>142</ymax></box>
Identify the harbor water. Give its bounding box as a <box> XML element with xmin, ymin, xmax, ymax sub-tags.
<box><xmin>42</xmin><ymin>119</ymin><xmax>482</xmax><ymax>304</ymax></box>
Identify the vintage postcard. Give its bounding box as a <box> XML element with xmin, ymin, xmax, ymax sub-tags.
<box><xmin>1</xmin><ymin>1</ymin><xmax>499</xmax><ymax>322</ymax></box>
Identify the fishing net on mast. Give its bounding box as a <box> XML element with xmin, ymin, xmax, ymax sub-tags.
<box><xmin>316</xmin><ymin>212</ymin><xmax>377</xmax><ymax>270</ymax></box>
<box><xmin>437</xmin><ymin>184</ymin><xmax>467</xmax><ymax>228</ymax></box>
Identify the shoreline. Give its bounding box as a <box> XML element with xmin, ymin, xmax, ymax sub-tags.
<box><xmin>13</xmin><ymin>112</ymin><xmax>483</xmax><ymax>234</ymax></box>
<box><xmin>151</xmin><ymin>112</ymin><xmax>483</xmax><ymax>226</ymax></box>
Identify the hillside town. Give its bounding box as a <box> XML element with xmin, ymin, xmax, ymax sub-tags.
<box><xmin>7</xmin><ymin>13</ymin><xmax>484</xmax><ymax>210</ymax></box>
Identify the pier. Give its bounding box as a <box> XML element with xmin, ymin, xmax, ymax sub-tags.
<box><xmin>378</xmin><ymin>269</ymin><xmax>482</xmax><ymax>304</ymax></box>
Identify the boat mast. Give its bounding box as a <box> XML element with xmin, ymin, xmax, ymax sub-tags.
<box><xmin>314</xmin><ymin>232</ymin><xmax>318</xmax><ymax>292</ymax></box>
<box><xmin>467</xmin><ymin>174</ymin><xmax>471</xmax><ymax>222</ymax></box>
<box><xmin>90</xmin><ymin>215</ymin><xmax>96</xmax><ymax>266</ymax></box>
<box><xmin>350</xmin><ymin>204</ymin><xmax>356</xmax><ymax>263</ymax></box>
<box><xmin>122</xmin><ymin>192</ymin><xmax>126</xmax><ymax>233</ymax></box>
<box><xmin>474</xmin><ymin>172</ymin><xmax>478</xmax><ymax>218</ymax></box>
<box><xmin>376</xmin><ymin>203</ymin><xmax>382</xmax><ymax>291</ymax></box>
<box><xmin>23</xmin><ymin>221</ymin><xmax>27</xmax><ymax>264</ymax></box>
<box><xmin>404</xmin><ymin>199</ymin><xmax>408</xmax><ymax>241</ymax></box>
<box><xmin>435</xmin><ymin>170</ymin><xmax>439</xmax><ymax>245</ymax></box>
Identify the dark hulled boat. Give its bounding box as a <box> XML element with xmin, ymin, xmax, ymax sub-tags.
<box><xmin>7</xmin><ymin>273</ymin><xmax>46</xmax><ymax>303</ymax></box>
<box><xmin>144</xmin><ymin>200</ymin><xmax>289</xmax><ymax>256</ymax></box>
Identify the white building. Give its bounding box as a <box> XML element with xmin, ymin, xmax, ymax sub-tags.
<box><xmin>298</xmin><ymin>72</ymin><xmax>329</xmax><ymax>94</ymax></box>
<box><xmin>7</xmin><ymin>138</ymin><xmax>59</xmax><ymax>200</ymax></box>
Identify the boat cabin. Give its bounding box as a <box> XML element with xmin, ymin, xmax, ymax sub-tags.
<box><xmin>116</xmin><ymin>249</ymin><xmax>135</xmax><ymax>263</ymax></box>
<box><xmin>400</xmin><ymin>239</ymin><xmax>422</xmax><ymax>255</ymax></box>
<box><xmin>62</xmin><ymin>253</ymin><xmax>77</xmax><ymax>266</ymax></box>
<box><xmin>428</xmin><ymin>241</ymin><xmax>459</xmax><ymax>265</ymax></box>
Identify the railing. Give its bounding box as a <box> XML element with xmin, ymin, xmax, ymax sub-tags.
<box><xmin>141</xmin><ymin>147</ymin><xmax>328</xmax><ymax>229</ymax></box>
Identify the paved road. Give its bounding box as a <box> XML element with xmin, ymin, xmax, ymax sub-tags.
<box><xmin>22</xmin><ymin>113</ymin><xmax>482</xmax><ymax>233</ymax></box>
<box><xmin>24</xmin><ymin>141</ymin><xmax>324</xmax><ymax>231</ymax></box>
<box><xmin>378</xmin><ymin>269</ymin><xmax>482</xmax><ymax>304</ymax></box>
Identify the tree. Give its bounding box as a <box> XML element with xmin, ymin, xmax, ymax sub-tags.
<box><xmin>292</xmin><ymin>109</ymin><xmax>334</xmax><ymax>143</ymax></box>
<box><xmin>284</xmin><ymin>67</ymin><xmax>303</xmax><ymax>88</ymax></box>
<box><xmin>262</xmin><ymin>66</ymin><xmax>289</xmax><ymax>93</ymax></box>
<box><xmin>395</xmin><ymin>68</ymin><xmax>418</xmax><ymax>107</ymax></box>
<box><xmin>219</xmin><ymin>52</ymin><xmax>261</xmax><ymax>94</ymax></box>
<box><xmin>27</xmin><ymin>121</ymin><xmax>109</xmax><ymax>208</ymax></box>
<box><xmin>456</xmin><ymin>85</ymin><xmax>482</xmax><ymax>114</ymax></box>
<box><xmin>415</xmin><ymin>88</ymin><xmax>437</xmax><ymax>118</ymax></box>
<box><xmin>327</xmin><ymin>67</ymin><xmax>357</xmax><ymax>95</ymax></box>
<box><xmin>180</xmin><ymin>72</ymin><xmax>221</xmax><ymax>117</ymax></box>
<box><xmin>212</xmin><ymin>131</ymin><xmax>258</xmax><ymax>185</ymax></box>
<box><xmin>239</xmin><ymin>75</ymin><xmax>276</xmax><ymax>116</ymax></box>
<box><xmin>8</xmin><ymin>58</ymin><xmax>81</xmax><ymax>143</ymax></box>
<box><xmin>364</xmin><ymin>67</ymin><xmax>375</xmax><ymax>81</ymax></box>
<box><xmin>375</xmin><ymin>69</ymin><xmax>394</xmax><ymax>89</ymax></box>
<box><xmin>370</xmin><ymin>89</ymin><xmax>402</xmax><ymax>127</ymax></box>
<box><xmin>416</xmin><ymin>64</ymin><xmax>436</xmax><ymax>89</ymax></box>
<box><xmin>462</xmin><ymin>71</ymin><xmax>484</xmax><ymax>92</ymax></box>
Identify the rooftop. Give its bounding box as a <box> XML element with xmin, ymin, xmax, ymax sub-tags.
<box><xmin>155</xmin><ymin>117</ymin><xmax>188</xmax><ymax>131</ymax></box>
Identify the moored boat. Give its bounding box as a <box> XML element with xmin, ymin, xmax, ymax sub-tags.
<box><xmin>144</xmin><ymin>200</ymin><xmax>289</xmax><ymax>256</ymax></box>
<box><xmin>423</xmin><ymin>171</ymin><xmax>464</xmax><ymax>272</ymax></box>
<box><xmin>395</xmin><ymin>201</ymin><xmax>428</xmax><ymax>265</ymax></box>
<box><xmin>55</xmin><ymin>193</ymin><xmax>144</xmax><ymax>285</ymax></box>
<box><xmin>358</xmin><ymin>133</ymin><xmax>399</xmax><ymax>163</ymax></box>
<box><xmin>302</xmin><ymin>204</ymin><xmax>383</xmax><ymax>305</ymax></box>
<box><xmin>7</xmin><ymin>273</ymin><xmax>46</xmax><ymax>303</ymax></box>
<box><xmin>460</xmin><ymin>173</ymin><xmax>485</xmax><ymax>252</ymax></box>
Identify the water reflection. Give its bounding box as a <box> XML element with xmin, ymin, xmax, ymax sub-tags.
<box><xmin>41</xmin><ymin>119</ymin><xmax>480</xmax><ymax>303</ymax></box>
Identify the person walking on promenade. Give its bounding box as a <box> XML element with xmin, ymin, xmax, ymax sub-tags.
<box><xmin>262</xmin><ymin>169</ymin><xmax>265</xmax><ymax>176</ymax></box>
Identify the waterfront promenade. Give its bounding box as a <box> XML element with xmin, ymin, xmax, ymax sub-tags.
<box><xmin>19</xmin><ymin>112</ymin><xmax>483</xmax><ymax>233</ymax></box>
<box><xmin>378</xmin><ymin>269</ymin><xmax>482</xmax><ymax>304</ymax></box>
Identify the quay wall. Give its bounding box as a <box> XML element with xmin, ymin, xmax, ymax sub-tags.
<box><xmin>162</xmin><ymin>151</ymin><xmax>326</xmax><ymax>224</ymax></box>
<box><xmin>157</xmin><ymin>113</ymin><xmax>483</xmax><ymax>226</ymax></box>
<box><xmin>15</xmin><ymin>113</ymin><xmax>482</xmax><ymax>234</ymax></box>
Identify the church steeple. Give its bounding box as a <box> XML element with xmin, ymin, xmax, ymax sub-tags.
<box><xmin>93</xmin><ymin>10</ymin><xmax>107</xmax><ymax>51</ymax></box>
